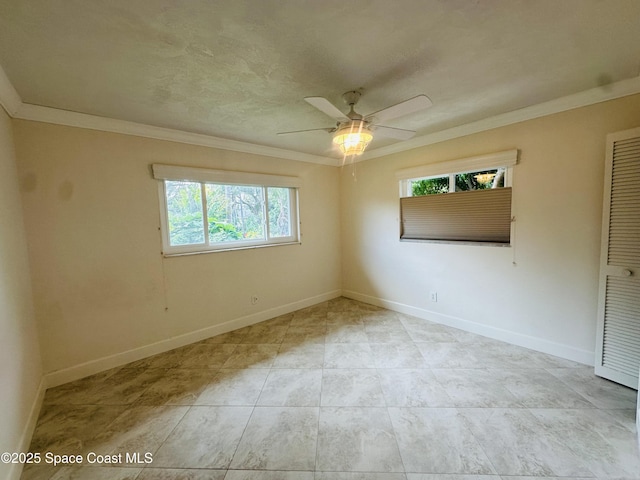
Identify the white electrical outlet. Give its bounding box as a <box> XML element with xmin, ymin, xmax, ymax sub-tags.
<box><xmin>430</xmin><ymin>291</ymin><xmax>438</xmax><ymax>302</ymax></box>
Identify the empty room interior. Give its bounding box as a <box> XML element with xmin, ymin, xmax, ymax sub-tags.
<box><xmin>2</xmin><ymin>1</ymin><xmax>640</xmax><ymax>479</ymax></box>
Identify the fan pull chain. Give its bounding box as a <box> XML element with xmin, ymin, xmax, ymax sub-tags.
<box><xmin>341</xmin><ymin>153</ymin><xmax>358</xmax><ymax>181</ymax></box>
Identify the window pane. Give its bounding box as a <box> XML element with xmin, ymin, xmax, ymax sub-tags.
<box><xmin>205</xmin><ymin>184</ymin><xmax>265</xmax><ymax>243</ymax></box>
<box><xmin>411</xmin><ymin>176</ymin><xmax>449</xmax><ymax>196</ymax></box>
<box><xmin>268</xmin><ymin>187</ymin><xmax>292</xmax><ymax>238</ymax></box>
<box><xmin>455</xmin><ymin>168</ymin><xmax>504</xmax><ymax>191</ymax></box>
<box><xmin>165</xmin><ymin>181</ymin><xmax>205</xmax><ymax>246</ymax></box>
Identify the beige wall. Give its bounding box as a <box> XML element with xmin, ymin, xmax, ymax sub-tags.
<box><xmin>0</xmin><ymin>109</ymin><xmax>42</xmax><ymax>479</ymax></box>
<box><xmin>13</xmin><ymin>121</ymin><xmax>342</xmax><ymax>375</ymax></box>
<box><xmin>341</xmin><ymin>94</ymin><xmax>640</xmax><ymax>363</ymax></box>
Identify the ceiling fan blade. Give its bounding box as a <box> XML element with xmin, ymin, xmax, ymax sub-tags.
<box><xmin>277</xmin><ymin>127</ymin><xmax>334</xmax><ymax>136</ymax></box>
<box><xmin>372</xmin><ymin>125</ymin><xmax>416</xmax><ymax>140</ymax></box>
<box><xmin>366</xmin><ymin>94</ymin><xmax>432</xmax><ymax>123</ymax></box>
<box><xmin>304</xmin><ymin>97</ymin><xmax>350</xmax><ymax>122</ymax></box>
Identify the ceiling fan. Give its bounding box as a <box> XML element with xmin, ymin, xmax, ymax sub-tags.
<box><xmin>278</xmin><ymin>91</ymin><xmax>432</xmax><ymax>156</ymax></box>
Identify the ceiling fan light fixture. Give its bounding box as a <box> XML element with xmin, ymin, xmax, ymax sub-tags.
<box><xmin>332</xmin><ymin>122</ymin><xmax>373</xmax><ymax>156</ymax></box>
<box><xmin>474</xmin><ymin>172</ymin><xmax>497</xmax><ymax>184</ymax></box>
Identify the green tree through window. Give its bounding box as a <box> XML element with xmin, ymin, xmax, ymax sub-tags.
<box><xmin>410</xmin><ymin>168</ymin><xmax>505</xmax><ymax>196</ymax></box>
<box><xmin>411</xmin><ymin>176</ymin><xmax>449</xmax><ymax>196</ymax></box>
<box><xmin>163</xmin><ymin>180</ymin><xmax>297</xmax><ymax>252</ymax></box>
<box><xmin>165</xmin><ymin>181</ymin><xmax>205</xmax><ymax>246</ymax></box>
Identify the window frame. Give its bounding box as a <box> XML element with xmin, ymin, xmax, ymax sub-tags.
<box><xmin>398</xmin><ymin>149</ymin><xmax>516</xmax><ymax>197</ymax></box>
<box><xmin>396</xmin><ymin>149</ymin><xmax>518</xmax><ymax>246</ymax></box>
<box><xmin>153</xmin><ymin>164</ymin><xmax>301</xmax><ymax>256</ymax></box>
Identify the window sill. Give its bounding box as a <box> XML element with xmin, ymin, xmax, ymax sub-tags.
<box><xmin>162</xmin><ymin>240</ymin><xmax>302</xmax><ymax>257</ymax></box>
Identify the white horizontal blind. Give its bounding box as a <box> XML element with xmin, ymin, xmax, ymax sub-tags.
<box><xmin>395</xmin><ymin>149</ymin><xmax>518</xmax><ymax>181</ymax></box>
<box><xmin>400</xmin><ymin>187</ymin><xmax>512</xmax><ymax>243</ymax></box>
<box><xmin>152</xmin><ymin>164</ymin><xmax>301</xmax><ymax>188</ymax></box>
<box><xmin>599</xmin><ymin>134</ymin><xmax>640</xmax><ymax>382</ymax></box>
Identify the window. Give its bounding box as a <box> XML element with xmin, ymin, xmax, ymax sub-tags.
<box><xmin>397</xmin><ymin>150</ymin><xmax>517</xmax><ymax>245</ymax></box>
<box><xmin>408</xmin><ymin>167</ymin><xmax>506</xmax><ymax>196</ymax></box>
<box><xmin>153</xmin><ymin>164</ymin><xmax>300</xmax><ymax>255</ymax></box>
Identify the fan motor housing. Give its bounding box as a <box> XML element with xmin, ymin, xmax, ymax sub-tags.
<box><xmin>342</xmin><ymin>90</ymin><xmax>362</xmax><ymax>106</ymax></box>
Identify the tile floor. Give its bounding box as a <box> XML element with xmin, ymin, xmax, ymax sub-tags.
<box><xmin>21</xmin><ymin>297</ymin><xmax>640</xmax><ymax>480</ymax></box>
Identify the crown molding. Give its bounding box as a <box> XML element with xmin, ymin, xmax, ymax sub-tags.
<box><xmin>361</xmin><ymin>75</ymin><xmax>640</xmax><ymax>162</ymax></box>
<box><xmin>13</xmin><ymin>103</ymin><xmax>339</xmax><ymax>166</ymax></box>
<box><xmin>0</xmin><ymin>64</ymin><xmax>22</xmax><ymax>116</ymax></box>
<box><xmin>0</xmin><ymin>70</ymin><xmax>338</xmax><ymax>166</ymax></box>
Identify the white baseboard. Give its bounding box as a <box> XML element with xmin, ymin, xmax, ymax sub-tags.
<box><xmin>44</xmin><ymin>290</ymin><xmax>342</xmax><ymax>388</ymax></box>
<box><xmin>343</xmin><ymin>290</ymin><xmax>595</xmax><ymax>366</ymax></box>
<box><xmin>7</xmin><ymin>378</ymin><xmax>46</xmax><ymax>480</ymax></box>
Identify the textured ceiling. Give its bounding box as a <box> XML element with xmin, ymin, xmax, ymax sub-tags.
<box><xmin>1</xmin><ymin>0</ymin><xmax>640</xmax><ymax>159</ymax></box>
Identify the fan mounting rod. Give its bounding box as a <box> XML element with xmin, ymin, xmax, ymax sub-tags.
<box><xmin>342</xmin><ymin>91</ymin><xmax>363</xmax><ymax>120</ymax></box>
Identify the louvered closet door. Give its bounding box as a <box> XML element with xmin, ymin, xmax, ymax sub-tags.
<box><xmin>595</xmin><ymin>127</ymin><xmax>640</xmax><ymax>389</ymax></box>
